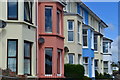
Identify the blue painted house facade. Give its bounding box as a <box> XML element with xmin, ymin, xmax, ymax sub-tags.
<box><xmin>77</xmin><ymin>3</ymin><xmax>95</xmax><ymax>78</ymax></box>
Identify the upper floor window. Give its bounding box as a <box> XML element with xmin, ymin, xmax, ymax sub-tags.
<box><xmin>91</xmin><ymin>31</ymin><xmax>94</xmax><ymax>49</ymax></box>
<box><xmin>24</xmin><ymin>41</ymin><xmax>32</xmax><ymax>75</ymax></box>
<box><xmin>103</xmin><ymin>42</ymin><xmax>108</xmax><ymax>53</ymax></box>
<box><xmin>78</xmin><ymin>22</ymin><xmax>80</xmax><ymax>43</ymax></box>
<box><xmin>24</xmin><ymin>1</ymin><xmax>32</xmax><ymax>23</ymax></box>
<box><xmin>68</xmin><ymin>53</ymin><xmax>74</xmax><ymax>64</ymax></box>
<box><xmin>7</xmin><ymin>39</ymin><xmax>18</xmax><ymax>73</ymax></box>
<box><xmin>83</xmin><ymin>29</ymin><xmax>88</xmax><ymax>47</ymax></box>
<box><xmin>45</xmin><ymin>7</ymin><xmax>52</xmax><ymax>33</ymax></box>
<box><xmin>68</xmin><ymin>20</ymin><xmax>74</xmax><ymax>42</ymax></box>
<box><xmin>94</xmin><ymin>35</ymin><xmax>98</xmax><ymax>51</ymax></box>
<box><xmin>8</xmin><ymin>0</ymin><xmax>18</xmax><ymax>20</ymax></box>
<box><xmin>57</xmin><ymin>10</ymin><xmax>61</xmax><ymax>34</ymax></box>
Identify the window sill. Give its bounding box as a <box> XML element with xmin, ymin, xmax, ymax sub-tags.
<box><xmin>57</xmin><ymin>74</ymin><xmax>62</xmax><ymax>76</ymax></box>
<box><xmin>45</xmin><ymin>74</ymin><xmax>52</xmax><ymax>76</ymax></box>
<box><xmin>94</xmin><ymin>51</ymin><xmax>98</xmax><ymax>52</ymax></box>
<box><xmin>68</xmin><ymin>41</ymin><xmax>74</xmax><ymax>43</ymax></box>
<box><xmin>5</xmin><ymin>20</ymin><xmax>36</xmax><ymax>28</ymax></box>
<box><xmin>83</xmin><ymin>46</ymin><xmax>88</xmax><ymax>48</ymax></box>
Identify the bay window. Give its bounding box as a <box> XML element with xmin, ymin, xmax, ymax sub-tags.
<box><xmin>8</xmin><ymin>0</ymin><xmax>18</xmax><ymax>20</ymax></box>
<box><xmin>94</xmin><ymin>35</ymin><xmax>98</xmax><ymax>51</ymax></box>
<box><xmin>95</xmin><ymin>59</ymin><xmax>98</xmax><ymax>70</ymax></box>
<box><xmin>91</xmin><ymin>31</ymin><xmax>94</xmax><ymax>49</ymax></box>
<box><xmin>83</xmin><ymin>57</ymin><xmax>88</xmax><ymax>76</ymax></box>
<box><xmin>45</xmin><ymin>7</ymin><xmax>52</xmax><ymax>33</ymax></box>
<box><xmin>68</xmin><ymin>53</ymin><xmax>74</xmax><ymax>64</ymax></box>
<box><xmin>68</xmin><ymin>20</ymin><xmax>74</xmax><ymax>42</ymax></box>
<box><xmin>78</xmin><ymin>54</ymin><xmax>81</xmax><ymax>64</ymax></box>
<box><xmin>24</xmin><ymin>1</ymin><xmax>32</xmax><ymax>23</ymax></box>
<box><xmin>103</xmin><ymin>42</ymin><xmax>108</xmax><ymax>53</ymax></box>
<box><xmin>24</xmin><ymin>41</ymin><xmax>32</xmax><ymax>75</ymax></box>
<box><xmin>104</xmin><ymin>61</ymin><xmax>108</xmax><ymax>73</ymax></box>
<box><xmin>83</xmin><ymin>29</ymin><xmax>88</xmax><ymax>47</ymax></box>
<box><xmin>57</xmin><ymin>10</ymin><xmax>61</xmax><ymax>34</ymax></box>
<box><xmin>7</xmin><ymin>39</ymin><xmax>18</xmax><ymax>73</ymax></box>
<box><xmin>57</xmin><ymin>50</ymin><xmax>62</xmax><ymax>75</ymax></box>
<box><xmin>45</xmin><ymin>48</ymin><xmax>52</xmax><ymax>75</ymax></box>
<box><xmin>78</xmin><ymin>22</ymin><xmax>80</xmax><ymax>43</ymax></box>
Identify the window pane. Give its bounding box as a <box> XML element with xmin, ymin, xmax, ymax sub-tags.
<box><xmin>8</xmin><ymin>0</ymin><xmax>18</xmax><ymax>19</ymax></box>
<box><xmin>8</xmin><ymin>58</ymin><xmax>16</xmax><ymax>72</ymax></box>
<box><xmin>83</xmin><ymin>29</ymin><xmax>87</xmax><ymax>34</ymax></box>
<box><xmin>103</xmin><ymin>42</ymin><xmax>108</xmax><ymax>53</ymax></box>
<box><xmin>57</xmin><ymin>50</ymin><xmax>61</xmax><ymax>74</ymax></box>
<box><xmin>24</xmin><ymin>42</ymin><xmax>31</xmax><ymax>57</ymax></box>
<box><xmin>24</xmin><ymin>41</ymin><xmax>31</xmax><ymax>75</ymax></box>
<box><xmin>45</xmin><ymin>7</ymin><xmax>52</xmax><ymax>32</ymax></box>
<box><xmin>8</xmin><ymin>41</ymin><xmax>17</xmax><ymax>57</ymax></box>
<box><xmin>68</xmin><ymin>21</ymin><xmax>73</xmax><ymax>30</ymax></box>
<box><xmin>83</xmin><ymin>36</ymin><xmax>87</xmax><ymax>46</ymax></box>
<box><xmin>68</xmin><ymin>31</ymin><xmax>73</xmax><ymax>41</ymax></box>
<box><xmin>45</xmin><ymin>48</ymin><xmax>52</xmax><ymax>74</ymax></box>
<box><xmin>24</xmin><ymin>2</ymin><xmax>32</xmax><ymax>23</ymax></box>
<box><xmin>24</xmin><ymin>59</ymin><xmax>30</xmax><ymax>75</ymax></box>
<box><xmin>78</xmin><ymin>55</ymin><xmax>81</xmax><ymax>64</ymax></box>
<box><xmin>68</xmin><ymin>54</ymin><xmax>74</xmax><ymax>64</ymax></box>
<box><xmin>57</xmin><ymin>11</ymin><xmax>60</xmax><ymax>34</ymax></box>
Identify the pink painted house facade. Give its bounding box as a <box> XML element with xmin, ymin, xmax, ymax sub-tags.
<box><xmin>37</xmin><ymin>1</ymin><xmax>65</xmax><ymax>78</ymax></box>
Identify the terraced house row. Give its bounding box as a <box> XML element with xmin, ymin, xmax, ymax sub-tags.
<box><xmin>0</xmin><ymin>0</ymin><xmax>113</xmax><ymax>79</ymax></box>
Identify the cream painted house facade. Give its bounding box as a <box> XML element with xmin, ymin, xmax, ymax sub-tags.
<box><xmin>64</xmin><ymin>13</ymin><xmax>83</xmax><ymax>64</ymax></box>
<box><xmin>103</xmin><ymin>37</ymin><xmax>113</xmax><ymax>75</ymax></box>
<box><xmin>64</xmin><ymin>2</ymin><xmax>83</xmax><ymax>64</ymax></box>
<box><xmin>89</xmin><ymin>12</ymin><xmax>108</xmax><ymax>74</ymax></box>
<box><xmin>0</xmin><ymin>0</ymin><xmax>37</xmax><ymax>77</ymax></box>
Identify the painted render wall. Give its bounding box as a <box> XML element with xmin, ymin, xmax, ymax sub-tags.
<box><xmin>82</xmin><ymin>28</ymin><xmax>95</xmax><ymax>78</ymax></box>
<box><xmin>103</xmin><ymin>39</ymin><xmax>113</xmax><ymax>75</ymax></box>
<box><xmin>64</xmin><ymin>14</ymin><xmax>83</xmax><ymax>64</ymax></box>
<box><xmin>94</xmin><ymin>35</ymin><xmax>104</xmax><ymax>74</ymax></box>
<box><xmin>0</xmin><ymin>1</ymin><xmax>37</xmax><ymax>77</ymax></box>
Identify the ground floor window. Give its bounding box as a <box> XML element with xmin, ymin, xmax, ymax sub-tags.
<box><xmin>68</xmin><ymin>53</ymin><xmax>74</xmax><ymax>64</ymax></box>
<box><xmin>83</xmin><ymin>57</ymin><xmax>88</xmax><ymax>76</ymax></box>
<box><xmin>57</xmin><ymin>49</ymin><xmax>62</xmax><ymax>75</ymax></box>
<box><xmin>95</xmin><ymin>59</ymin><xmax>98</xmax><ymax>70</ymax></box>
<box><xmin>24</xmin><ymin>41</ymin><xmax>32</xmax><ymax>75</ymax></box>
<box><xmin>104</xmin><ymin>61</ymin><xmax>108</xmax><ymax>73</ymax></box>
<box><xmin>78</xmin><ymin>54</ymin><xmax>81</xmax><ymax>64</ymax></box>
<box><xmin>45</xmin><ymin>48</ymin><xmax>53</xmax><ymax>75</ymax></box>
<box><xmin>7</xmin><ymin>39</ymin><xmax>18</xmax><ymax>73</ymax></box>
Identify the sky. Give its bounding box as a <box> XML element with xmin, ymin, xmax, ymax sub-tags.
<box><xmin>84</xmin><ymin>2</ymin><xmax>118</xmax><ymax>63</ymax></box>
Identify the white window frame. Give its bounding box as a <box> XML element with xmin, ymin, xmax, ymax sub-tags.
<box><xmin>78</xmin><ymin>22</ymin><xmax>80</xmax><ymax>43</ymax></box>
<box><xmin>83</xmin><ymin>29</ymin><xmax>88</xmax><ymax>48</ymax></box>
<box><xmin>83</xmin><ymin>57</ymin><xmax>89</xmax><ymax>76</ymax></box>
<box><xmin>44</xmin><ymin>48</ymin><xmax>53</xmax><ymax>76</ymax></box>
<box><xmin>45</xmin><ymin>7</ymin><xmax>53</xmax><ymax>33</ymax></box>
<box><xmin>67</xmin><ymin>20</ymin><xmax>74</xmax><ymax>42</ymax></box>
<box><xmin>91</xmin><ymin>31</ymin><xmax>94</xmax><ymax>49</ymax></box>
<box><xmin>94</xmin><ymin>35</ymin><xmax>98</xmax><ymax>52</ymax></box>
<box><xmin>68</xmin><ymin>53</ymin><xmax>75</xmax><ymax>64</ymax></box>
<box><xmin>57</xmin><ymin>49</ymin><xmax>62</xmax><ymax>76</ymax></box>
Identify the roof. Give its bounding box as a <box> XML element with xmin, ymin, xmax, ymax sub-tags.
<box><xmin>103</xmin><ymin>37</ymin><xmax>113</xmax><ymax>42</ymax></box>
<box><xmin>94</xmin><ymin>30</ymin><xmax>103</xmax><ymax>36</ymax></box>
<box><xmin>78</xmin><ymin>2</ymin><xmax>108</xmax><ymax>28</ymax></box>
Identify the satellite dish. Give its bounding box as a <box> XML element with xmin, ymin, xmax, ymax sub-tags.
<box><xmin>0</xmin><ymin>20</ymin><xmax>7</xmax><ymax>28</ymax></box>
<box><xmin>38</xmin><ymin>38</ymin><xmax>45</xmax><ymax>44</ymax></box>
